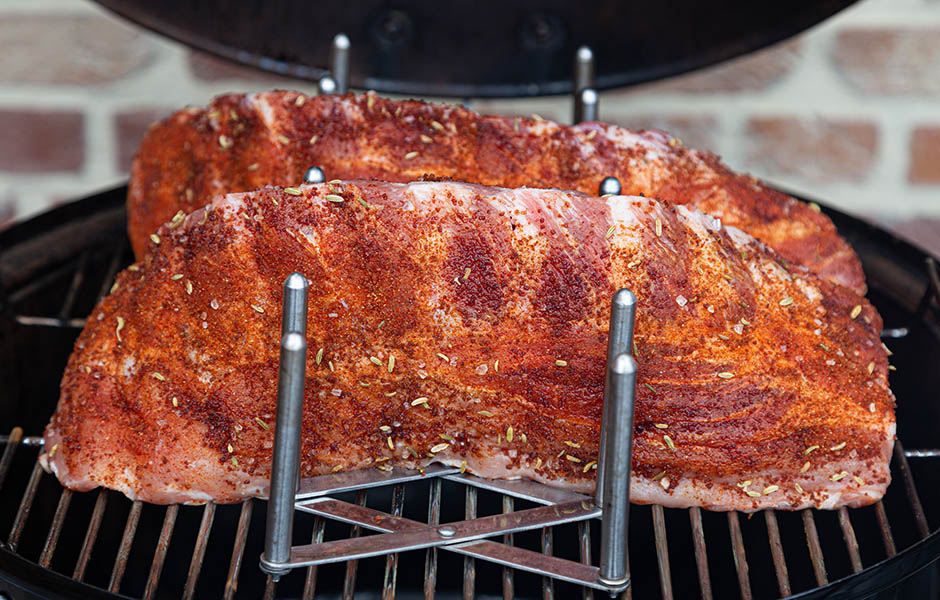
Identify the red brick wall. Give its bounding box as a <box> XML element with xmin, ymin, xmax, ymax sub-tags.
<box><xmin>0</xmin><ymin>0</ymin><xmax>938</xmax><ymax>254</ymax></box>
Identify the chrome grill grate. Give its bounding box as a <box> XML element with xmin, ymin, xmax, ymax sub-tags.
<box><xmin>1</xmin><ymin>215</ymin><xmax>939</xmax><ymax>600</ymax></box>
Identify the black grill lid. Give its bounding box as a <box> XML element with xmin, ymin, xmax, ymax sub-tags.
<box><xmin>94</xmin><ymin>0</ymin><xmax>856</xmax><ymax>97</ymax></box>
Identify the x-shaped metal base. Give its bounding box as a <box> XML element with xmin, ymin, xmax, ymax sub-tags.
<box><xmin>259</xmin><ymin>464</ymin><xmax>622</xmax><ymax>591</ymax></box>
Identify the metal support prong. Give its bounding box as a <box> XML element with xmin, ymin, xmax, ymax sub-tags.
<box><xmin>281</xmin><ymin>273</ymin><xmax>309</xmax><ymax>337</ymax></box>
<box><xmin>597</xmin><ymin>352</ymin><xmax>636</xmax><ymax>590</ymax></box>
<box><xmin>318</xmin><ymin>76</ymin><xmax>337</xmax><ymax>95</ymax></box>
<box><xmin>574</xmin><ymin>46</ymin><xmax>594</xmax><ymax>94</ymax></box>
<box><xmin>303</xmin><ymin>167</ymin><xmax>326</xmax><ymax>185</ymax></box>
<box><xmin>330</xmin><ymin>34</ymin><xmax>351</xmax><ymax>94</ymax></box>
<box><xmin>573</xmin><ymin>46</ymin><xmax>597</xmax><ymax>124</ymax></box>
<box><xmin>261</xmin><ymin>275</ymin><xmax>309</xmax><ymax>578</ymax></box>
<box><xmin>576</xmin><ymin>89</ymin><xmax>599</xmax><ymax>123</ymax></box>
<box><xmin>599</xmin><ymin>177</ymin><xmax>622</xmax><ymax>197</ymax></box>
<box><xmin>597</xmin><ymin>289</ymin><xmax>636</xmax><ymax>506</ymax></box>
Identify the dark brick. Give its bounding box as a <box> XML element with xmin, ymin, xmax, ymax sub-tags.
<box><xmin>909</xmin><ymin>126</ymin><xmax>940</xmax><ymax>184</ymax></box>
<box><xmin>0</xmin><ymin>110</ymin><xmax>84</xmax><ymax>173</ymax></box>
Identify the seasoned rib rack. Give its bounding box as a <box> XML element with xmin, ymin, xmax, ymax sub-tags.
<box><xmin>1</xmin><ymin>186</ymin><xmax>939</xmax><ymax>599</ymax></box>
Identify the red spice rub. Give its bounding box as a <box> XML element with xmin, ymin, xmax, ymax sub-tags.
<box><xmin>128</xmin><ymin>92</ymin><xmax>866</xmax><ymax>294</ymax></box>
<box><xmin>46</xmin><ymin>181</ymin><xmax>893</xmax><ymax>509</ymax></box>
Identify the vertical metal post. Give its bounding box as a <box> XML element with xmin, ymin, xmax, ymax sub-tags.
<box><xmin>573</xmin><ymin>46</ymin><xmax>599</xmax><ymax>123</ymax></box>
<box><xmin>574</xmin><ymin>46</ymin><xmax>594</xmax><ymax>94</ymax></box>
<box><xmin>597</xmin><ymin>352</ymin><xmax>636</xmax><ymax>590</ymax></box>
<box><xmin>577</xmin><ymin>89</ymin><xmax>599</xmax><ymax>123</ymax></box>
<box><xmin>318</xmin><ymin>76</ymin><xmax>337</xmax><ymax>95</ymax></box>
<box><xmin>331</xmin><ymin>34</ymin><xmax>351</xmax><ymax>94</ymax></box>
<box><xmin>596</xmin><ymin>289</ymin><xmax>636</xmax><ymax>505</ymax></box>
<box><xmin>281</xmin><ymin>273</ymin><xmax>309</xmax><ymax>337</ymax></box>
<box><xmin>261</xmin><ymin>274</ymin><xmax>309</xmax><ymax>578</ymax></box>
<box><xmin>598</xmin><ymin>177</ymin><xmax>622</xmax><ymax>197</ymax></box>
<box><xmin>304</xmin><ymin>166</ymin><xmax>326</xmax><ymax>185</ymax></box>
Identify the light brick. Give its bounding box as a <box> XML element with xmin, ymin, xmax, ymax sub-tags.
<box><xmin>744</xmin><ymin>117</ymin><xmax>878</xmax><ymax>183</ymax></box>
<box><xmin>832</xmin><ymin>29</ymin><xmax>940</xmax><ymax>95</ymax></box>
<box><xmin>0</xmin><ymin>14</ymin><xmax>153</xmax><ymax>85</ymax></box>
<box><xmin>189</xmin><ymin>51</ymin><xmax>297</xmax><ymax>84</ymax></box>
<box><xmin>909</xmin><ymin>126</ymin><xmax>940</xmax><ymax>184</ymax></box>
<box><xmin>624</xmin><ymin>39</ymin><xmax>801</xmax><ymax>94</ymax></box>
<box><xmin>604</xmin><ymin>115</ymin><xmax>718</xmax><ymax>152</ymax></box>
<box><xmin>0</xmin><ymin>110</ymin><xmax>84</xmax><ymax>173</ymax></box>
<box><xmin>115</xmin><ymin>109</ymin><xmax>173</xmax><ymax>173</ymax></box>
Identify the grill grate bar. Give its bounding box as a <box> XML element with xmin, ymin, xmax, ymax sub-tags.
<box><xmin>341</xmin><ymin>490</ymin><xmax>367</xmax><ymax>600</ymax></box>
<box><xmin>578</xmin><ymin>520</ymin><xmax>593</xmax><ymax>600</ymax></box>
<box><xmin>727</xmin><ymin>511</ymin><xmax>752</xmax><ymax>600</ymax></box>
<box><xmin>223</xmin><ymin>501</ymin><xmax>253</xmax><ymax>600</ymax></box>
<box><xmin>801</xmin><ymin>509</ymin><xmax>828</xmax><ymax>585</ymax></box>
<box><xmin>302</xmin><ymin>516</ymin><xmax>327</xmax><ymax>600</ymax></box>
<box><xmin>764</xmin><ymin>510</ymin><xmax>791</xmax><ymax>597</ymax></box>
<box><xmin>8</xmin><ymin>461</ymin><xmax>43</xmax><ymax>550</ymax></box>
<box><xmin>39</xmin><ymin>488</ymin><xmax>72</xmax><ymax>568</ymax></box>
<box><xmin>837</xmin><ymin>507</ymin><xmax>863</xmax><ymax>573</ymax></box>
<box><xmin>895</xmin><ymin>441</ymin><xmax>930</xmax><ymax>538</ymax></box>
<box><xmin>143</xmin><ymin>504</ymin><xmax>179</xmax><ymax>600</ymax></box>
<box><xmin>652</xmin><ymin>505</ymin><xmax>674</xmax><ymax>600</ymax></box>
<box><xmin>874</xmin><ymin>500</ymin><xmax>897</xmax><ymax>557</ymax></box>
<box><xmin>94</xmin><ymin>241</ymin><xmax>127</xmax><ymax>301</ymax></box>
<box><xmin>57</xmin><ymin>249</ymin><xmax>90</xmax><ymax>319</ymax></box>
<box><xmin>503</xmin><ymin>495</ymin><xmax>515</xmax><ymax>600</ymax></box>
<box><xmin>13</xmin><ymin>315</ymin><xmax>85</xmax><ymax>328</ymax></box>
<box><xmin>73</xmin><ymin>488</ymin><xmax>108</xmax><ymax>580</ymax></box>
<box><xmin>688</xmin><ymin>507</ymin><xmax>713</xmax><ymax>600</ymax></box>
<box><xmin>0</xmin><ymin>426</ymin><xmax>23</xmax><ymax>492</ymax></box>
<box><xmin>424</xmin><ymin>478</ymin><xmax>442</xmax><ymax>600</ymax></box>
<box><xmin>904</xmin><ymin>449</ymin><xmax>940</xmax><ymax>458</ymax></box>
<box><xmin>382</xmin><ymin>484</ymin><xmax>406</xmax><ymax>600</ymax></box>
<box><xmin>7</xmin><ymin>257</ymin><xmax>86</xmax><ymax>306</ymax></box>
<box><xmin>463</xmin><ymin>486</ymin><xmax>477</xmax><ymax>600</ymax></box>
<box><xmin>541</xmin><ymin>526</ymin><xmax>555</xmax><ymax>600</ymax></box>
<box><xmin>108</xmin><ymin>500</ymin><xmax>142</xmax><ymax>593</ymax></box>
<box><xmin>926</xmin><ymin>257</ymin><xmax>940</xmax><ymax>308</ymax></box>
<box><xmin>183</xmin><ymin>502</ymin><xmax>216</xmax><ymax>600</ymax></box>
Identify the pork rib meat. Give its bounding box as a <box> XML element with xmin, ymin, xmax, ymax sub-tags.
<box><xmin>128</xmin><ymin>92</ymin><xmax>865</xmax><ymax>294</ymax></box>
<box><xmin>45</xmin><ymin>181</ymin><xmax>894</xmax><ymax>509</ymax></box>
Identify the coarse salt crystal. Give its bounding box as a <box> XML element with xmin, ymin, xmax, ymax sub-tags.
<box><xmin>676</xmin><ymin>295</ymin><xmax>687</xmax><ymax>307</ymax></box>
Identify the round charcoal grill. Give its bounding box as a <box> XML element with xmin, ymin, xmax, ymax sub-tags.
<box><xmin>3</xmin><ymin>2</ymin><xmax>940</xmax><ymax>597</ymax></box>
<box><xmin>1</xmin><ymin>185</ymin><xmax>940</xmax><ymax>600</ymax></box>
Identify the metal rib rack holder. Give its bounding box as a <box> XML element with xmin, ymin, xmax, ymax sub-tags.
<box><xmin>259</xmin><ymin>273</ymin><xmax>639</xmax><ymax>595</ymax></box>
